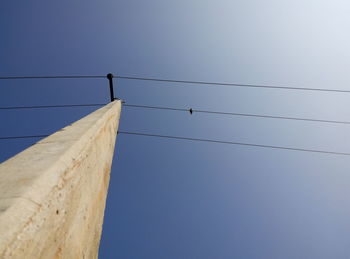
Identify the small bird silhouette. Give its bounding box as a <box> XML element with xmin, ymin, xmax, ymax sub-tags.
<box><xmin>189</xmin><ymin>108</ymin><xmax>193</xmax><ymax>114</ymax></box>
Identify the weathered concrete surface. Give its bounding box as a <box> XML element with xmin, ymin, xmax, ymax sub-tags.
<box><xmin>0</xmin><ymin>101</ymin><xmax>121</xmax><ymax>258</ymax></box>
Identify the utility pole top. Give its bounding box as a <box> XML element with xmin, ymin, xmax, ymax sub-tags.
<box><xmin>106</xmin><ymin>73</ymin><xmax>113</xmax><ymax>80</ymax></box>
<box><xmin>106</xmin><ymin>73</ymin><xmax>115</xmax><ymax>102</ymax></box>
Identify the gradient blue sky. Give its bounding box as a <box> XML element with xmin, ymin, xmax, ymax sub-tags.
<box><xmin>2</xmin><ymin>1</ymin><xmax>350</xmax><ymax>258</ymax></box>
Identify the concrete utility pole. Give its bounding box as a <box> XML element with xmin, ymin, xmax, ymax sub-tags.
<box><xmin>0</xmin><ymin>100</ymin><xmax>122</xmax><ymax>258</ymax></box>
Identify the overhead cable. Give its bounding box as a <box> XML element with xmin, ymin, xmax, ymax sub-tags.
<box><xmin>1</xmin><ymin>74</ymin><xmax>350</xmax><ymax>93</ymax></box>
<box><xmin>1</xmin><ymin>103</ymin><xmax>350</xmax><ymax>126</ymax></box>
<box><xmin>0</xmin><ymin>135</ymin><xmax>49</xmax><ymax>140</ymax></box>
<box><xmin>0</xmin><ymin>104</ymin><xmax>105</xmax><ymax>110</ymax></box>
<box><xmin>2</xmin><ymin>131</ymin><xmax>350</xmax><ymax>156</ymax></box>
<box><xmin>0</xmin><ymin>75</ymin><xmax>104</xmax><ymax>80</ymax></box>
<box><xmin>0</xmin><ymin>103</ymin><xmax>105</xmax><ymax>110</ymax></box>
<box><xmin>118</xmin><ymin>131</ymin><xmax>350</xmax><ymax>157</ymax></box>
<box><xmin>116</xmin><ymin>75</ymin><xmax>350</xmax><ymax>93</ymax></box>
<box><xmin>124</xmin><ymin>104</ymin><xmax>350</xmax><ymax>125</ymax></box>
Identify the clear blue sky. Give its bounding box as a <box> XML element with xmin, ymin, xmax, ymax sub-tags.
<box><xmin>2</xmin><ymin>0</ymin><xmax>350</xmax><ymax>258</ymax></box>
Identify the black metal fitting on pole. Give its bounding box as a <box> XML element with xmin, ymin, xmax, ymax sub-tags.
<box><xmin>107</xmin><ymin>73</ymin><xmax>115</xmax><ymax>102</ymax></box>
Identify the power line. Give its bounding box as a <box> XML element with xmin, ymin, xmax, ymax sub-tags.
<box><xmin>2</xmin><ymin>131</ymin><xmax>349</xmax><ymax>156</ymax></box>
<box><xmin>1</xmin><ymin>73</ymin><xmax>350</xmax><ymax>93</ymax></box>
<box><xmin>0</xmin><ymin>135</ymin><xmax>49</xmax><ymax>140</ymax></box>
<box><xmin>0</xmin><ymin>104</ymin><xmax>105</xmax><ymax>110</ymax></box>
<box><xmin>1</xmin><ymin>102</ymin><xmax>349</xmax><ymax>126</ymax></box>
<box><xmin>118</xmin><ymin>131</ymin><xmax>350</xmax><ymax>157</ymax></box>
<box><xmin>116</xmin><ymin>75</ymin><xmax>350</xmax><ymax>93</ymax></box>
<box><xmin>124</xmin><ymin>104</ymin><xmax>188</xmax><ymax>112</ymax></box>
<box><xmin>0</xmin><ymin>75</ymin><xmax>105</xmax><ymax>80</ymax></box>
<box><xmin>124</xmin><ymin>104</ymin><xmax>350</xmax><ymax>125</ymax></box>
